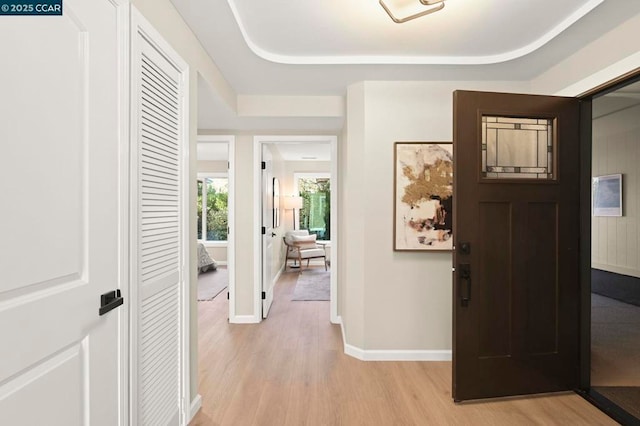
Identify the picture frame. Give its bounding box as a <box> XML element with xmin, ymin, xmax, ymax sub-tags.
<box><xmin>593</xmin><ymin>173</ymin><xmax>622</xmax><ymax>217</ymax></box>
<box><xmin>394</xmin><ymin>142</ymin><xmax>453</xmax><ymax>251</ymax></box>
<box><xmin>272</xmin><ymin>177</ymin><xmax>280</xmax><ymax>227</ymax></box>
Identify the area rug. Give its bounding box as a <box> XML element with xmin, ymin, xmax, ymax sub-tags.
<box><xmin>292</xmin><ymin>270</ymin><xmax>330</xmax><ymax>301</ymax></box>
<box><xmin>592</xmin><ymin>268</ymin><xmax>640</xmax><ymax>307</ymax></box>
<box><xmin>197</xmin><ymin>267</ymin><xmax>227</xmax><ymax>301</ymax></box>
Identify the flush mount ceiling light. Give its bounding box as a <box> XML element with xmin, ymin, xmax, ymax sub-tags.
<box><xmin>380</xmin><ymin>0</ymin><xmax>445</xmax><ymax>24</ymax></box>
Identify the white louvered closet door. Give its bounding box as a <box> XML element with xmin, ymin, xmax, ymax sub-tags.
<box><xmin>133</xmin><ymin>16</ymin><xmax>187</xmax><ymax>426</ymax></box>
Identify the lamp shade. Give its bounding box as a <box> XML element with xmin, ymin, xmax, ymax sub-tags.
<box><xmin>283</xmin><ymin>196</ymin><xmax>303</xmax><ymax>210</ymax></box>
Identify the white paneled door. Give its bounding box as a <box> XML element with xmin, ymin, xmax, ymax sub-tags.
<box><xmin>262</xmin><ymin>147</ymin><xmax>275</xmax><ymax>318</ymax></box>
<box><xmin>131</xmin><ymin>11</ymin><xmax>189</xmax><ymax>426</ymax></box>
<box><xmin>0</xmin><ymin>1</ymin><xmax>124</xmax><ymax>425</ymax></box>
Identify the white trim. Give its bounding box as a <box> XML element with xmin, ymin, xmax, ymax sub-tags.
<box><xmin>225</xmin><ymin>0</ymin><xmax>603</xmax><ymax>65</ymax></box>
<box><xmin>115</xmin><ymin>2</ymin><xmax>131</xmax><ymax>425</ymax></box>
<box><xmin>196</xmin><ymin>173</ymin><xmax>229</xmax><ymax>244</ymax></box>
<box><xmin>189</xmin><ymin>394</ymin><xmax>202</xmax><ymax>423</ymax></box>
<box><xmin>200</xmin><ymin>241</ymin><xmax>228</xmax><ymax>248</ymax></box>
<box><xmin>253</xmin><ymin>135</ymin><xmax>339</xmax><ymax>324</ymax></box>
<box><xmin>230</xmin><ymin>315</ymin><xmax>261</xmax><ymax>324</ymax></box>
<box><xmin>273</xmin><ymin>263</ymin><xmax>283</xmax><ymax>287</ymax></box>
<box><xmin>592</xmin><ymin>263</ymin><xmax>640</xmax><ymax>280</ymax></box>
<box><xmin>197</xmin><ymin>135</ymin><xmax>236</xmax><ymax>324</ymax></box>
<box><xmin>179</xmin><ymin>61</ymin><xmax>191</xmax><ymax>426</ymax></box>
<box><xmin>252</xmin><ymin>140</ymin><xmax>263</xmax><ymax>322</ymax></box>
<box><xmin>329</xmin><ymin>136</ymin><xmax>339</xmax><ymax>324</ymax></box>
<box><xmin>339</xmin><ymin>319</ymin><xmax>451</xmax><ymax>361</ymax></box>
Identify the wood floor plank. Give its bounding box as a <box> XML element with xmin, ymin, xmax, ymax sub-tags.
<box><xmin>191</xmin><ymin>267</ymin><xmax>617</xmax><ymax>425</ymax></box>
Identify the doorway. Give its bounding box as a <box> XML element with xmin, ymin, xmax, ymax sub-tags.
<box><xmin>588</xmin><ymin>78</ymin><xmax>640</xmax><ymax>422</ymax></box>
<box><xmin>196</xmin><ymin>135</ymin><xmax>235</xmax><ymax>316</ymax></box>
<box><xmin>253</xmin><ymin>136</ymin><xmax>339</xmax><ymax>324</ymax></box>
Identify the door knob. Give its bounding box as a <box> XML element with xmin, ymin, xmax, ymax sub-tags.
<box><xmin>99</xmin><ymin>289</ymin><xmax>123</xmax><ymax>316</ymax></box>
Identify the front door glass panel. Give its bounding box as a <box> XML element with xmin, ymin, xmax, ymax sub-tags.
<box><xmin>482</xmin><ymin>116</ymin><xmax>554</xmax><ymax>179</ymax></box>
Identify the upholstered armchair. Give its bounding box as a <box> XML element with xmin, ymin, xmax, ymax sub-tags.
<box><xmin>283</xmin><ymin>230</ymin><xmax>327</xmax><ymax>271</ymax></box>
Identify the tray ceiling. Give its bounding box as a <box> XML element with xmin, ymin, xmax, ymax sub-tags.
<box><xmin>226</xmin><ymin>0</ymin><xmax>603</xmax><ymax>64</ymax></box>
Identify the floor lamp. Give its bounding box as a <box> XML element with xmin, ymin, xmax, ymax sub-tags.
<box><xmin>283</xmin><ymin>196</ymin><xmax>303</xmax><ymax>268</ymax></box>
<box><xmin>283</xmin><ymin>195</ymin><xmax>303</xmax><ymax>230</ymax></box>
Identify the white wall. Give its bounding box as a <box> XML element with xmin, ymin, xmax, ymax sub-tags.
<box><xmin>342</xmin><ymin>80</ymin><xmax>529</xmax><ymax>353</ymax></box>
<box><xmin>592</xmin><ymin>103</ymin><xmax>640</xmax><ymax>278</ymax></box>
<box><xmin>197</xmin><ymin>160</ymin><xmax>227</xmax><ymax>173</ymax></box>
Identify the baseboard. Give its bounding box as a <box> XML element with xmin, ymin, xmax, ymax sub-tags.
<box><xmin>339</xmin><ymin>317</ymin><xmax>451</xmax><ymax>361</ymax></box>
<box><xmin>273</xmin><ymin>264</ymin><xmax>283</xmax><ymax>285</ymax></box>
<box><xmin>189</xmin><ymin>394</ymin><xmax>202</xmax><ymax>423</ymax></box>
<box><xmin>216</xmin><ymin>261</ymin><xmax>228</xmax><ymax>266</ymax></box>
<box><xmin>228</xmin><ymin>314</ymin><xmax>260</xmax><ymax>324</ymax></box>
<box><xmin>592</xmin><ymin>262</ymin><xmax>640</xmax><ymax>279</ymax></box>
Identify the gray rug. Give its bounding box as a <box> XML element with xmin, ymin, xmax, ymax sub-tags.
<box><xmin>197</xmin><ymin>267</ymin><xmax>227</xmax><ymax>301</ymax></box>
<box><xmin>292</xmin><ymin>270</ymin><xmax>330</xmax><ymax>301</ymax></box>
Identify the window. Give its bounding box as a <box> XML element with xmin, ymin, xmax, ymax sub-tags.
<box><xmin>297</xmin><ymin>176</ymin><xmax>330</xmax><ymax>241</ymax></box>
<box><xmin>197</xmin><ymin>175</ymin><xmax>228</xmax><ymax>242</ymax></box>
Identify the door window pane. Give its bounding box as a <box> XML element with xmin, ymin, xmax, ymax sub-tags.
<box><xmin>482</xmin><ymin>116</ymin><xmax>554</xmax><ymax>179</ymax></box>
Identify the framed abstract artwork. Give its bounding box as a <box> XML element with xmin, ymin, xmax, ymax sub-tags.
<box><xmin>593</xmin><ymin>174</ymin><xmax>622</xmax><ymax>217</ymax></box>
<box><xmin>394</xmin><ymin>142</ymin><xmax>453</xmax><ymax>251</ymax></box>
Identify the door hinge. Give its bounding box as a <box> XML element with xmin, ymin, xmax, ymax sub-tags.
<box><xmin>262</xmin><ymin>226</ymin><xmax>266</xmax><ymax>235</ymax></box>
<box><xmin>227</xmin><ymin>161</ymin><xmax>230</xmax><ymax>170</ymax></box>
<box><xmin>261</xmin><ymin>161</ymin><xmax>266</xmax><ymax>170</ymax></box>
<box><xmin>227</xmin><ymin>292</ymin><xmax>229</xmax><ymax>300</ymax></box>
<box><xmin>261</xmin><ymin>291</ymin><xmax>266</xmax><ymax>300</ymax></box>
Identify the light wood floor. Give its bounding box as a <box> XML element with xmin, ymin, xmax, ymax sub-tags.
<box><xmin>191</xmin><ymin>268</ymin><xmax>616</xmax><ymax>426</ymax></box>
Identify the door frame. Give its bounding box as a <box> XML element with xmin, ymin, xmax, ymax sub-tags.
<box><xmin>576</xmin><ymin>70</ymin><xmax>640</xmax><ymax>421</ymax></box>
<box><xmin>115</xmin><ymin>1</ymin><xmax>131</xmax><ymax>424</ymax></box>
<box><xmin>252</xmin><ymin>135</ymin><xmax>340</xmax><ymax>324</ymax></box>
<box><xmin>196</xmin><ymin>135</ymin><xmax>236</xmax><ymax>321</ymax></box>
<box><xmin>129</xmin><ymin>8</ymin><xmax>192</xmax><ymax>425</ymax></box>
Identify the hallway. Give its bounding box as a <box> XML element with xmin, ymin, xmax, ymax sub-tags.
<box><xmin>190</xmin><ymin>270</ymin><xmax>615</xmax><ymax>425</ymax></box>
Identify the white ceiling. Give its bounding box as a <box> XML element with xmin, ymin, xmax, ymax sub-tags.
<box><xmin>226</xmin><ymin>0</ymin><xmax>603</xmax><ymax>65</ymax></box>
<box><xmin>170</xmin><ymin>0</ymin><xmax>640</xmax><ymax>130</ymax></box>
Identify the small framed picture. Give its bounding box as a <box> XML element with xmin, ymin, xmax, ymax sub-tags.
<box><xmin>593</xmin><ymin>174</ymin><xmax>622</xmax><ymax>217</ymax></box>
<box><xmin>394</xmin><ymin>142</ymin><xmax>453</xmax><ymax>251</ymax></box>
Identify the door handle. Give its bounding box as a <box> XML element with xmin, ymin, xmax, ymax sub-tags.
<box><xmin>271</xmin><ymin>232</ymin><xmax>277</xmax><ymax>237</ymax></box>
<box><xmin>459</xmin><ymin>264</ymin><xmax>471</xmax><ymax>307</ymax></box>
<box><xmin>99</xmin><ymin>289</ymin><xmax>124</xmax><ymax>316</ymax></box>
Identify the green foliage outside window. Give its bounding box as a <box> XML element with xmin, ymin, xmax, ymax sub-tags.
<box><xmin>197</xmin><ymin>177</ymin><xmax>228</xmax><ymax>241</ymax></box>
<box><xmin>299</xmin><ymin>178</ymin><xmax>330</xmax><ymax>240</ymax></box>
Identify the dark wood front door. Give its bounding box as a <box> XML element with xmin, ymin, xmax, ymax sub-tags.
<box><xmin>453</xmin><ymin>91</ymin><xmax>582</xmax><ymax>401</ymax></box>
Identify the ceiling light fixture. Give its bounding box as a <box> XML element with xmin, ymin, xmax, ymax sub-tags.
<box><xmin>380</xmin><ymin>0</ymin><xmax>445</xmax><ymax>24</ymax></box>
